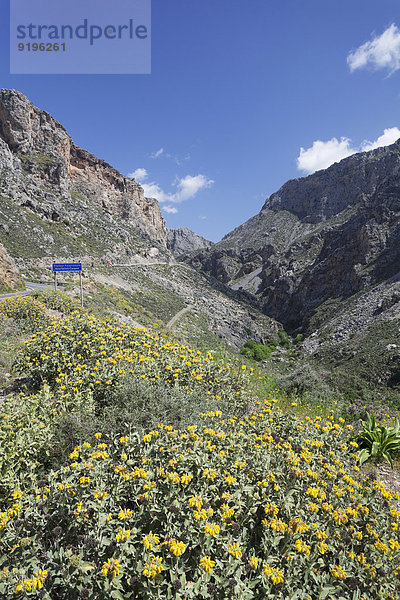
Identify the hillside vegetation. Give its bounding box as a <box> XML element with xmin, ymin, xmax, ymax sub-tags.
<box><xmin>1</xmin><ymin>293</ymin><xmax>400</xmax><ymax>599</ymax></box>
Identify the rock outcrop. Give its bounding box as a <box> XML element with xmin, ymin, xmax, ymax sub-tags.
<box><xmin>0</xmin><ymin>89</ymin><xmax>166</xmax><ymax>258</ymax></box>
<box><xmin>189</xmin><ymin>140</ymin><xmax>400</xmax><ymax>330</ymax></box>
<box><xmin>0</xmin><ymin>242</ymin><xmax>23</xmax><ymax>291</ymax></box>
<box><xmin>167</xmin><ymin>227</ymin><xmax>212</xmax><ymax>257</ymax></box>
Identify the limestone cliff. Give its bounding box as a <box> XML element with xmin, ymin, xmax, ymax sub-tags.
<box><xmin>0</xmin><ymin>89</ymin><xmax>166</xmax><ymax>265</ymax></box>
<box><xmin>0</xmin><ymin>89</ymin><xmax>280</xmax><ymax>350</ymax></box>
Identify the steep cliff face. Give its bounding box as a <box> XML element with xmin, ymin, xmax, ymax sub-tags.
<box><xmin>189</xmin><ymin>140</ymin><xmax>400</xmax><ymax>329</ymax></box>
<box><xmin>0</xmin><ymin>89</ymin><xmax>166</xmax><ymax>258</ymax></box>
<box><xmin>167</xmin><ymin>227</ymin><xmax>213</xmax><ymax>257</ymax></box>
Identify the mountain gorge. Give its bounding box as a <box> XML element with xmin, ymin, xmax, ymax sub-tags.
<box><xmin>187</xmin><ymin>143</ymin><xmax>400</xmax><ymax>398</ymax></box>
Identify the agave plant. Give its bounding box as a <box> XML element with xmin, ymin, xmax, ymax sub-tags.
<box><xmin>355</xmin><ymin>413</ymin><xmax>400</xmax><ymax>468</ymax></box>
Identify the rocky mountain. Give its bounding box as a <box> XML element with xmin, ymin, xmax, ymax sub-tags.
<box><xmin>0</xmin><ymin>89</ymin><xmax>166</xmax><ymax>271</ymax></box>
<box><xmin>5</xmin><ymin>87</ymin><xmax>400</xmax><ymax>397</ymax></box>
<box><xmin>189</xmin><ymin>141</ymin><xmax>400</xmax><ymax>332</ymax></box>
<box><xmin>167</xmin><ymin>227</ymin><xmax>213</xmax><ymax>257</ymax></box>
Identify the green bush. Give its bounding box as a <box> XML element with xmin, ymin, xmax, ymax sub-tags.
<box><xmin>276</xmin><ymin>362</ymin><xmax>333</xmax><ymax>400</ymax></box>
<box><xmin>0</xmin><ymin>295</ymin><xmax>51</xmax><ymax>331</ymax></box>
<box><xmin>32</xmin><ymin>289</ymin><xmax>83</xmax><ymax>315</ymax></box>
<box><xmin>240</xmin><ymin>340</ymin><xmax>275</xmax><ymax>362</ymax></box>
<box><xmin>277</xmin><ymin>329</ymin><xmax>291</xmax><ymax>349</ymax></box>
<box><xmin>294</xmin><ymin>334</ymin><xmax>303</xmax><ymax>346</ymax></box>
<box><xmin>55</xmin><ymin>377</ymin><xmax>228</xmax><ymax>459</ymax></box>
<box><xmin>0</xmin><ymin>386</ymin><xmax>74</xmax><ymax>504</ymax></box>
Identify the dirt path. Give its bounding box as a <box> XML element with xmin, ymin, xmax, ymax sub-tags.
<box><xmin>166</xmin><ymin>305</ymin><xmax>192</xmax><ymax>329</ymax></box>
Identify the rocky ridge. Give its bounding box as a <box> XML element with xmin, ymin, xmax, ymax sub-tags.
<box><xmin>0</xmin><ymin>90</ymin><xmax>279</xmax><ymax>350</ymax></box>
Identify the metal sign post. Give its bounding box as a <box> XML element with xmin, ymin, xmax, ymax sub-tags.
<box><xmin>52</xmin><ymin>263</ymin><xmax>84</xmax><ymax>306</ymax></box>
<box><xmin>79</xmin><ymin>271</ymin><xmax>83</xmax><ymax>307</ymax></box>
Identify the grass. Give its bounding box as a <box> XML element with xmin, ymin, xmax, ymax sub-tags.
<box><xmin>84</xmin><ymin>283</ymin><xmax>157</xmax><ymax>327</ymax></box>
<box><xmin>19</xmin><ymin>152</ymin><xmax>55</xmax><ymax>170</ymax></box>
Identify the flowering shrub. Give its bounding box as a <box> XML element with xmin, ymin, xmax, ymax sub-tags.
<box><xmin>1</xmin><ymin>294</ymin><xmax>400</xmax><ymax>598</ymax></box>
<box><xmin>0</xmin><ymin>296</ymin><xmax>255</xmax><ymax>504</ymax></box>
<box><xmin>13</xmin><ymin>308</ymin><xmax>254</xmax><ymax>409</ymax></box>
<box><xmin>0</xmin><ymin>386</ymin><xmax>66</xmax><ymax>503</ymax></box>
<box><xmin>0</xmin><ymin>296</ymin><xmax>51</xmax><ymax>331</ymax></box>
<box><xmin>32</xmin><ymin>289</ymin><xmax>83</xmax><ymax>315</ymax></box>
<box><xmin>1</xmin><ymin>400</ymin><xmax>400</xmax><ymax>599</ymax></box>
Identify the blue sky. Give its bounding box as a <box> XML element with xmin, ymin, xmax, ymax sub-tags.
<box><xmin>1</xmin><ymin>0</ymin><xmax>400</xmax><ymax>241</ymax></box>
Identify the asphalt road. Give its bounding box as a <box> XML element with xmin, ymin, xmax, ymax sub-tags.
<box><xmin>0</xmin><ymin>281</ymin><xmax>53</xmax><ymax>301</ymax></box>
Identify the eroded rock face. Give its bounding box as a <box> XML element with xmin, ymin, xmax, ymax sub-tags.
<box><xmin>167</xmin><ymin>227</ymin><xmax>213</xmax><ymax>257</ymax></box>
<box><xmin>189</xmin><ymin>140</ymin><xmax>400</xmax><ymax>329</ymax></box>
<box><xmin>0</xmin><ymin>89</ymin><xmax>166</xmax><ymax>246</ymax></box>
<box><xmin>0</xmin><ymin>242</ymin><xmax>23</xmax><ymax>290</ymax></box>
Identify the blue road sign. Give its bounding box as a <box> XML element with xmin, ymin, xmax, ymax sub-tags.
<box><xmin>52</xmin><ymin>263</ymin><xmax>82</xmax><ymax>272</ymax></box>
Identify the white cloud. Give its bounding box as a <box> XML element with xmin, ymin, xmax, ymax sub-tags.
<box><xmin>163</xmin><ymin>205</ymin><xmax>178</xmax><ymax>214</ymax></box>
<box><xmin>361</xmin><ymin>127</ymin><xmax>400</xmax><ymax>151</ymax></box>
<box><xmin>128</xmin><ymin>167</ymin><xmax>148</xmax><ymax>182</ymax></box>
<box><xmin>150</xmin><ymin>148</ymin><xmax>164</xmax><ymax>159</ymax></box>
<box><xmin>141</xmin><ymin>181</ymin><xmax>172</xmax><ymax>203</ymax></box>
<box><xmin>297</xmin><ymin>138</ymin><xmax>354</xmax><ymax>174</ymax></box>
<box><xmin>150</xmin><ymin>147</ymin><xmax>190</xmax><ymax>165</ymax></box>
<box><xmin>297</xmin><ymin>127</ymin><xmax>400</xmax><ymax>174</ymax></box>
<box><xmin>347</xmin><ymin>24</ymin><xmax>400</xmax><ymax>74</ymax></box>
<box><xmin>174</xmin><ymin>174</ymin><xmax>214</xmax><ymax>203</ymax></box>
<box><xmin>141</xmin><ymin>173</ymin><xmax>214</xmax><ymax>204</ymax></box>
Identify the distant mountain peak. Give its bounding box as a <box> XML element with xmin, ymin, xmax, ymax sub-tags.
<box><xmin>167</xmin><ymin>227</ymin><xmax>213</xmax><ymax>257</ymax></box>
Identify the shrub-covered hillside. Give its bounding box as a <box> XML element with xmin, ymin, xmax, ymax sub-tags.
<box><xmin>0</xmin><ymin>294</ymin><xmax>400</xmax><ymax>600</ymax></box>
